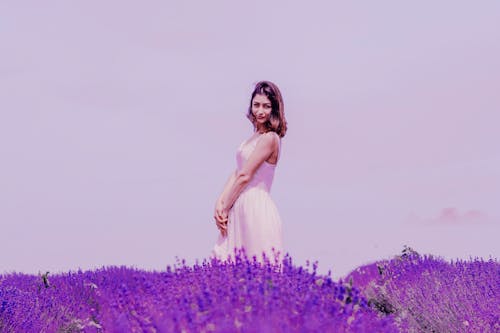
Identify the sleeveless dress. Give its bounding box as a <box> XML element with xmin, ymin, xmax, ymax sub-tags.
<box><xmin>212</xmin><ymin>133</ymin><xmax>284</xmax><ymax>264</ymax></box>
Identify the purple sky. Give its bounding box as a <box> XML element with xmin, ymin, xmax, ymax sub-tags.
<box><xmin>1</xmin><ymin>1</ymin><xmax>499</xmax><ymax>278</ymax></box>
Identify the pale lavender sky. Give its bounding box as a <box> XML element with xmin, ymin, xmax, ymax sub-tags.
<box><xmin>1</xmin><ymin>1</ymin><xmax>499</xmax><ymax>278</ymax></box>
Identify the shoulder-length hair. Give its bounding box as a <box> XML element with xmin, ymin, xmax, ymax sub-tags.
<box><xmin>246</xmin><ymin>80</ymin><xmax>288</xmax><ymax>138</ymax></box>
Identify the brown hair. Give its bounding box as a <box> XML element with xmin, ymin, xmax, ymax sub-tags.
<box><xmin>246</xmin><ymin>80</ymin><xmax>287</xmax><ymax>138</ymax></box>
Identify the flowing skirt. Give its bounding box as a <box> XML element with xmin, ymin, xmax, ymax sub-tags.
<box><xmin>212</xmin><ymin>187</ymin><xmax>283</xmax><ymax>264</ymax></box>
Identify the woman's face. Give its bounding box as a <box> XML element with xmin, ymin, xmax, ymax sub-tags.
<box><xmin>251</xmin><ymin>94</ymin><xmax>272</xmax><ymax>127</ymax></box>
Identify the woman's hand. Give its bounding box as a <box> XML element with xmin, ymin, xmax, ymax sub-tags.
<box><xmin>214</xmin><ymin>200</ymin><xmax>229</xmax><ymax>237</ymax></box>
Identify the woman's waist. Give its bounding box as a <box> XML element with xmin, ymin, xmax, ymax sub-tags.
<box><xmin>241</xmin><ymin>181</ymin><xmax>272</xmax><ymax>194</ymax></box>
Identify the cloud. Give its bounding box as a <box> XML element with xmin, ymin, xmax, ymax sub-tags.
<box><xmin>406</xmin><ymin>207</ymin><xmax>497</xmax><ymax>226</ymax></box>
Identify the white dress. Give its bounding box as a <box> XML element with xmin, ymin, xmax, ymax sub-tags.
<box><xmin>212</xmin><ymin>133</ymin><xmax>284</xmax><ymax>264</ymax></box>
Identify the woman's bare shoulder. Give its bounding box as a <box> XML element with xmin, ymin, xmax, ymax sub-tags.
<box><xmin>262</xmin><ymin>131</ymin><xmax>279</xmax><ymax>139</ymax></box>
<box><xmin>266</xmin><ymin>131</ymin><xmax>280</xmax><ymax>145</ymax></box>
<box><xmin>258</xmin><ymin>131</ymin><xmax>278</xmax><ymax>144</ymax></box>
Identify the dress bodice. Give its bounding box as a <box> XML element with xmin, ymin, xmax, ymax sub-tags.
<box><xmin>236</xmin><ymin>134</ymin><xmax>281</xmax><ymax>193</ymax></box>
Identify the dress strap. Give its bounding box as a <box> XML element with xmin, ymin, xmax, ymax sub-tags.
<box><xmin>276</xmin><ymin>136</ymin><xmax>282</xmax><ymax>163</ymax></box>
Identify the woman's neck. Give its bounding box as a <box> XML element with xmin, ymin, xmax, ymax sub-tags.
<box><xmin>255</xmin><ymin>126</ymin><xmax>267</xmax><ymax>134</ymax></box>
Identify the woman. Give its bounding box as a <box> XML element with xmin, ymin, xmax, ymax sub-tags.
<box><xmin>212</xmin><ymin>80</ymin><xmax>287</xmax><ymax>264</ymax></box>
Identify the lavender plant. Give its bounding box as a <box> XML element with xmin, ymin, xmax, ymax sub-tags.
<box><xmin>1</xmin><ymin>250</ymin><xmax>397</xmax><ymax>332</ymax></box>
<box><xmin>0</xmin><ymin>270</ymin><xmax>102</xmax><ymax>332</ymax></box>
<box><xmin>346</xmin><ymin>247</ymin><xmax>499</xmax><ymax>333</ymax></box>
<box><xmin>2</xmin><ymin>248</ymin><xmax>497</xmax><ymax>332</ymax></box>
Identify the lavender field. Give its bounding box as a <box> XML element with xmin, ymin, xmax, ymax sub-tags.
<box><xmin>0</xmin><ymin>248</ymin><xmax>498</xmax><ymax>332</ymax></box>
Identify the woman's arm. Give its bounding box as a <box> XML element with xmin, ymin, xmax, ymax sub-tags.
<box><xmin>217</xmin><ymin>170</ymin><xmax>237</xmax><ymax>206</ymax></box>
<box><xmin>214</xmin><ymin>170</ymin><xmax>237</xmax><ymax>234</ymax></box>
<box><xmin>222</xmin><ymin>132</ymin><xmax>278</xmax><ymax>212</ymax></box>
